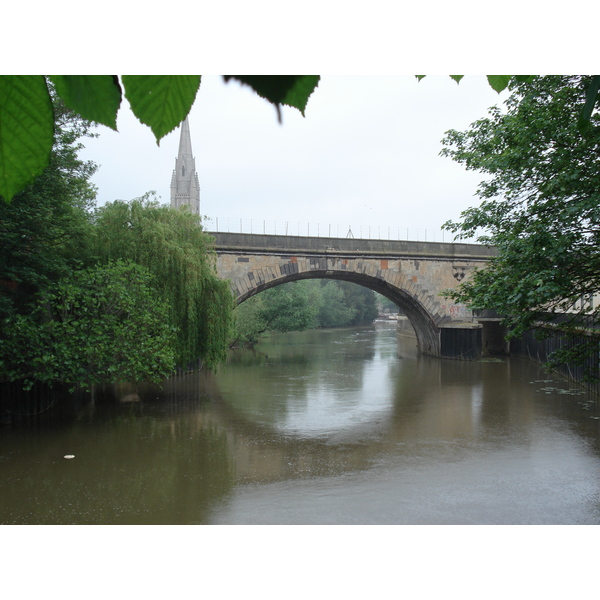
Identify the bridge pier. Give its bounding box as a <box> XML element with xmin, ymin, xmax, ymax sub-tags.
<box><xmin>439</xmin><ymin>322</ymin><xmax>483</xmax><ymax>360</ymax></box>
<box><xmin>399</xmin><ymin>318</ymin><xmax>485</xmax><ymax>360</ymax></box>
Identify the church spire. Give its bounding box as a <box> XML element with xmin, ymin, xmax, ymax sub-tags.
<box><xmin>170</xmin><ymin>117</ymin><xmax>200</xmax><ymax>215</ymax></box>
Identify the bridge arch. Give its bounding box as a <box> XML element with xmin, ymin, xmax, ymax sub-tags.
<box><xmin>235</xmin><ymin>268</ymin><xmax>440</xmax><ymax>355</ymax></box>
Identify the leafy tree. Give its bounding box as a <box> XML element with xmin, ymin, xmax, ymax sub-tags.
<box><xmin>1</xmin><ymin>261</ymin><xmax>176</xmax><ymax>391</ymax></box>
<box><xmin>0</xmin><ymin>98</ymin><xmax>97</xmax><ymax>299</ymax></box>
<box><xmin>232</xmin><ymin>281</ymin><xmax>322</xmax><ymax>346</ymax></box>
<box><xmin>92</xmin><ymin>196</ymin><xmax>234</xmax><ymax>369</ymax></box>
<box><xmin>337</xmin><ymin>281</ymin><xmax>379</xmax><ymax>325</ymax></box>
<box><xmin>376</xmin><ymin>293</ymin><xmax>399</xmax><ymax>314</ymax></box>
<box><xmin>441</xmin><ymin>76</ymin><xmax>600</xmax><ymax>377</ymax></box>
<box><xmin>1</xmin><ymin>95</ymin><xmax>234</xmax><ymax>389</ymax></box>
<box><xmin>253</xmin><ymin>282</ymin><xmax>320</xmax><ymax>334</ymax></box>
<box><xmin>0</xmin><ymin>99</ymin><xmax>181</xmax><ymax>391</ymax></box>
<box><xmin>318</xmin><ymin>280</ymin><xmax>357</xmax><ymax>327</ymax></box>
<box><xmin>231</xmin><ymin>279</ymin><xmax>380</xmax><ymax>346</ymax></box>
<box><xmin>230</xmin><ymin>293</ymin><xmax>269</xmax><ymax>347</ymax></box>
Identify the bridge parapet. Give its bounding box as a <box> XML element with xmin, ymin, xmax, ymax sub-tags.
<box><xmin>209</xmin><ymin>232</ymin><xmax>496</xmax><ymax>261</ymax></box>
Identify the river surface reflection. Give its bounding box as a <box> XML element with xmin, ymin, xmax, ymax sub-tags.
<box><xmin>1</xmin><ymin>322</ymin><xmax>600</xmax><ymax>524</ymax></box>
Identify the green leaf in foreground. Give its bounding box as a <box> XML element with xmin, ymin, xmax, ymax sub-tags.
<box><xmin>0</xmin><ymin>75</ymin><xmax>53</xmax><ymax>201</ymax></box>
<box><xmin>486</xmin><ymin>75</ymin><xmax>512</xmax><ymax>93</ymax></box>
<box><xmin>122</xmin><ymin>75</ymin><xmax>201</xmax><ymax>142</ymax></box>
<box><xmin>224</xmin><ymin>75</ymin><xmax>320</xmax><ymax>120</ymax></box>
<box><xmin>280</xmin><ymin>75</ymin><xmax>320</xmax><ymax>115</ymax></box>
<box><xmin>48</xmin><ymin>75</ymin><xmax>122</xmax><ymax>130</ymax></box>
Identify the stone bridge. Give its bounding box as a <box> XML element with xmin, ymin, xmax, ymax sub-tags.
<box><xmin>210</xmin><ymin>232</ymin><xmax>500</xmax><ymax>359</ymax></box>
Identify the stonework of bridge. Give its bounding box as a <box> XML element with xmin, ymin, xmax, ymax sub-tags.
<box><xmin>210</xmin><ymin>232</ymin><xmax>499</xmax><ymax>359</ymax></box>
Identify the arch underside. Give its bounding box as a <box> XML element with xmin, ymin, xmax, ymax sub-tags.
<box><xmin>235</xmin><ymin>269</ymin><xmax>441</xmax><ymax>356</ymax></box>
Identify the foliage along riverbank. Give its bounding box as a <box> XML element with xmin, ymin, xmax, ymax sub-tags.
<box><xmin>230</xmin><ymin>279</ymin><xmax>382</xmax><ymax>348</ymax></box>
<box><xmin>1</xmin><ymin>96</ymin><xmax>233</xmax><ymax>394</ymax></box>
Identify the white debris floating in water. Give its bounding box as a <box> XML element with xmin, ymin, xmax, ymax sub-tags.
<box><xmin>63</xmin><ymin>455</ymin><xmax>75</xmax><ymax>459</ymax></box>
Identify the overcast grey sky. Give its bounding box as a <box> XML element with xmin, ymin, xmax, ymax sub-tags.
<box><xmin>79</xmin><ymin>75</ymin><xmax>509</xmax><ymax>241</ymax></box>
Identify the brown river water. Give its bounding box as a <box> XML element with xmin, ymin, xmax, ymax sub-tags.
<box><xmin>1</xmin><ymin>322</ymin><xmax>600</xmax><ymax>524</ymax></box>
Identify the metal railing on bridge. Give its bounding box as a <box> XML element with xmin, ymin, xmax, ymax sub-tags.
<box><xmin>204</xmin><ymin>217</ymin><xmax>465</xmax><ymax>243</ymax></box>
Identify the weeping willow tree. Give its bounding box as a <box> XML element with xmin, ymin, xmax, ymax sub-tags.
<box><xmin>92</xmin><ymin>195</ymin><xmax>234</xmax><ymax>369</ymax></box>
